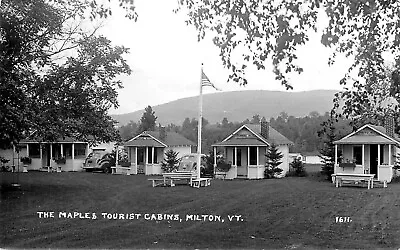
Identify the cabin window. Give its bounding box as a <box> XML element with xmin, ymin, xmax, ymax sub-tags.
<box><xmin>237</xmin><ymin>149</ymin><xmax>242</xmax><ymax>166</ymax></box>
<box><xmin>64</xmin><ymin>144</ymin><xmax>72</xmax><ymax>159</ymax></box>
<box><xmin>232</xmin><ymin>149</ymin><xmax>236</xmax><ymax>165</ymax></box>
<box><xmin>353</xmin><ymin>146</ymin><xmax>362</xmax><ymax>165</ymax></box>
<box><xmin>74</xmin><ymin>144</ymin><xmax>86</xmax><ymax>158</ymax></box>
<box><xmin>29</xmin><ymin>144</ymin><xmax>40</xmax><ymax>158</ymax></box>
<box><xmin>147</xmin><ymin>147</ymin><xmax>153</xmax><ymax>164</ymax></box>
<box><xmin>249</xmin><ymin>147</ymin><xmax>257</xmax><ymax>165</ymax></box>
<box><xmin>153</xmin><ymin>148</ymin><xmax>158</xmax><ymax>163</ymax></box>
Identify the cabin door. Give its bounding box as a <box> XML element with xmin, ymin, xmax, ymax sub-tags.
<box><xmin>41</xmin><ymin>144</ymin><xmax>51</xmax><ymax>168</ymax></box>
<box><xmin>236</xmin><ymin>148</ymin><xmax>247</xmax><ymax>177</ymax></box>
<box><xmin>370</xmin><ymin>145</ymin><xmax>378</xmax><ymax>179</ymax></box>
<box><xmin>137</xmin><ymin>147</ymin><xmax>145</xmax><ymax>174</ymax></box>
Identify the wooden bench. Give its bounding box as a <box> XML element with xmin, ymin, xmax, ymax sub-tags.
<box><xmin>111</xmin><ymin>166</ymin><xmax>132</xmax><ymax>175</ymax></box>
<box><xmin>215</xmin><ymin>172</ymin><xmax>227</xmax><ymax>180</ymax></box>
<box><xmin>332</xmin><ymin>173</ymin><xmax>375</xmax><ymax>189</ymax></box>
<box><xmin>192</xmin><ymin>178</ymin><xmax>211</xmax><ymax>188</ymax></box>
<box><xmin>148</xmin><ymin>178</ymin><xmax>174</xmax><ymax>187</ymax></box>
<box><xmin>162</xmin><ymin>171</ymin><xmax>196</xmax><ymax>186</ymax></box>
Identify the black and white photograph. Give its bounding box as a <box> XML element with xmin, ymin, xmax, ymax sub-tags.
<box><xmin>1</xmin><ymin>0</ymin><xmax>400</xmax><ymax>249</ymax></box>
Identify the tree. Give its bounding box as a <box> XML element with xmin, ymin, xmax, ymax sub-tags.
<box><xmin>221</xmin><ymin>117</ymin><xmax>229</xmax><ymax>128</ymax></box>
<box><xmin>394</xmin><ymin>153</ymin><xmax>400</xmax><ymax>170</ymax></box>
<box><xmin>176</xmin><ymin>1</ymin><xmax>400</xmax><ymax>90</ymax></box>
<box><xmin>176</xmin><ymin>1</ymin><xmax>400</xmax><ymax>130</ymax></box>
<box><xmin>119</xmin><ymin>120</ymin><xmax>139</xmax><ymax>141</ymax></box>
<box><xmin>161</xmin><ymin>149</ymin><xmax>182</xmax><ymax>173</ymax></box>
<box><xmin>318</xmin><ymin>111</ymin><xmax>340</xmax><ymax>180</ymax></box>
<box><xmin>0</xmin><ymin>0</ymin><xmax>136</xmax><ymax>148</ymax></box>
<box><xmin>251</xmin><ymin>114</ymin><xmax>261</xmax><ymax>124</ymax></box>
<box><xmin>264</xmin><ymin>143</ymin><xmax>283</xmax><ymax>179</ymax></box>
<box><xmin>288</xmin><ymin>158</ymin><xmax>307</xmax><ymax>177</ymax></box>
<box><xmin>137</xmin><ymin>106</ymin><xmax>157</xmax><ymax>133</ymax></box>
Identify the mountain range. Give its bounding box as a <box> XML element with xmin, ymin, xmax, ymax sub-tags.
<box><xmin>111</xmin><ymin>90</ymin><xmax>338</xmax><ymax>126</ymax></box>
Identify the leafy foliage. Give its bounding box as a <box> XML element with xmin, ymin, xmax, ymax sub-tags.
<box><xmin>53</xmin><ymin>156</ymin><xmax>66</xmax><ymax>164</ymax></box>
<box><xmin>161</xmin><ymin>149</ymin><xmax>182</xmax><ymax>173</ymax></box>
<box><xmin>288</xmin><ymin>158</ymin><xmax>307</xmax><ymax>177</ymax></box>
<box><xmin>119</xmin><ymin>120</ymin><xmax>139</xmax><ymax>141</ymax></box>
<box><xmin>176</xmin><ymin>1</ymin><xmax>400</xmax><ymax>134</ymax></box>
<box><xmin>176</xmin><ymin>1</ymin><xmax>400</xmax><ymax>91</ymax></box>
<box><xmin>264</xmin><ymin>143</ymin><xmax>283</xmax><ymax>179</ymax></box>
<box><xmin>20</xmin><ymin>157</ymin><xmax>32</xmax><ymax>165</ymax></box>
<box><xmin>0</xmin><ymin>0</ymin><xmax>135</xmax><ymax>148</ymax></box>
<box><xmin>137</xmin><ymin>106</ymin><xmax>157</xmax><ymax>133</ymax></box>
<box><xmin>394</xmin><ymin>153</ymin><xmax>400</xmax><ymax>170</ymax></box>
<box><xmin>318</xmin><ymin>111</ymin><xmax>341</xmax><ymax>180</ymax></box>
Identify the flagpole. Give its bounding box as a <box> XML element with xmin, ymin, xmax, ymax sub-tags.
<box><xmin>197</xmin><ymin>63</ymin><xmax>203</xmax><ymax>180</ymax></box>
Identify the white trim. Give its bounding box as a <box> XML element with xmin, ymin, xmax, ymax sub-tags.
<box><xmin>362</xmin><ymin>144</ymin><xmax>365</xmax><ymax>173</ymax></box>
<box><xmin>127</xmin><ymin>131</ymin><xmax>168</xmax><ymax>147</ymax></box>
<box><xmin>26</xmin><ymin>144</ymin><xmax>29</xmax><ymax>157</ymax></box>
<box><xmin>335</xmin><ymin>124</ymin><xmax>400</xmax><ymax>145</ymax></box>
<box><xmin>335</xmin><ymin>144</ymin><xmax>338</xmax><ymax>165</ymax></box>
<box><xmin>50</xmin><ymin>144</ymin><xmax>53</xmax><ymax>168</ymax></box>
<box><xmin>213</xmin><ymin>146</ymin><xmax>217</xmax><ymax>176</ymax></box>
<box><xmin>212</xmin><ymin>144</ymin><xmax>268</xmax><ymax>147</ymax></box>
<box><xmin>72</xmin><ymin>143</ymin><xmax>75</xmax><ymax>160</ymax></box>
<box><xmin>221</xmin><ymin>124</ymin><xmax>270</xmax><ymax>145</ymax></box>
<box><xmin>389</xmin><ymin>144</ymin><xmax>392</xmax><ymax>165</ymax></box>
<box><xmin>22</xmin><ymin>141</ymin><xmax>87</xmax><ymax>144</ymax></box>
<box><xmin>256</xmin><ymin>146</ymin><xmax>259</xmax><ymax>166</ymax></box>
<box><xmin>234</xmin><ymin>146</ymin><xmax>237</xmax><ymax>166</ymax></box>
<box><xmin>135</xmin><ymin>147</ymin><xmax>138</xmax><ymax>168</ymax></box>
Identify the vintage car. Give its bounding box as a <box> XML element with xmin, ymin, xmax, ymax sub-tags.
<box><xmin>178</xmin><ymin>153</ymin><xmax>206</xmax><ymax>173</ymax></box>
<box><xmin>83</xmin><ymin>149</ymin><xmax>114</xmax><ymax>173</ymax></box>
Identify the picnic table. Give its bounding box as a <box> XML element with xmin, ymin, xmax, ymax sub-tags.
<box><xmin>111</xmin><ymin>166</ymin><xmax>132</xmax><ymax>175</ymax></box>
<box><xmin>331</xmin><ymin>173</ymin><xmax>375</xmax><ymax>189</ymax></box>
<box><xmin>149</xmin><ymin>171</ymin><xmax>211</xmax><ymax>188</ymax></box>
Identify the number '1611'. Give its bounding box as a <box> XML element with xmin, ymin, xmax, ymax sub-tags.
<box><xmin>335</xmin><ymin>217</ymin><xmax>352</xmax><ymax>223</ymax></box>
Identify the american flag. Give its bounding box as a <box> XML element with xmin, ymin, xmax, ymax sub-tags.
<box><xmin>201</xmin><ymin>70</ymin><xmax>221</xmax><ymax>91</ymax></box>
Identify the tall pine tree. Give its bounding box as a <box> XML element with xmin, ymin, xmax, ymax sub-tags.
<box><xmin>318</xmin><ymin>111</ymin><xmax>340</xmax><ymax>180</ymax></box>
<box><xmin>161</xmin><ymin>149</ymin><xmax>181</xmax><ymax>173</ymax></box>
<box><xmin>137</xmin><ymin>106</ymin><xmax>157</xmax><ymax>133</ymax></box>
<box><xmin>264</xmin><ymin>143</ymin><xmax>283</xmax><ymax>179</ymax></box>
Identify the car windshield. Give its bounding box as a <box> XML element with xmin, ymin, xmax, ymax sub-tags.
<box><xmin>182</xmin><ymin>155</ymin><xmax>195</xmax><ymax>160</ymax></box>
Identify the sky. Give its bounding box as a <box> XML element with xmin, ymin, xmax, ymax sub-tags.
<box><xmin>101</xmin><ymin>0</ymin><xmax>353</xmax><ymax>115</ymax></box>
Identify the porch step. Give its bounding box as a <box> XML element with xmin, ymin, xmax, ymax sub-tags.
<box><xmin>372</xmin><ymin>180</ymin><xmax>388</xmax><ymax>188</ymax></box>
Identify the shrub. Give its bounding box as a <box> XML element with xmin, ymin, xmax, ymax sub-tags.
<box><xmin>216</xmin><ymin>160</ymin><xmax>231</xmax><ymax>172</ymax></box>
<box><xmin>20</xmin><ymin>156</ymin><xmax>32</xmax><ymax>164</ymax></box>
<box><xmin>288</xmin><ymin>158</ymin><xmax>307</xmax><ymax>177</ymax></box>
<box><xmin>264</xmin><ymin>143</ymin><xmax>283</xmax><ymax>179</ymax></box>
<box><xmin>203</xmin><ymin>150</ymin><xmax>226</xmax><ymax>177</ymax></box>
<box><xmin>161</xmin><ymin>149</ymin><xmax>181</xmax><ymax>173</ymax></box>
<box><xmin>394</xmin><ymin>153</ymin><xmax>400</xmax><ymax>170</ymax></box>
<box><xmin>54</xmin><ymin>156</ymin><xmax>66</xmax><ymax>164</ymax></box>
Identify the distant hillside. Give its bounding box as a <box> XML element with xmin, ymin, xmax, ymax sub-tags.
<box><xmin>111</xmin><ymin>90</ymin><xmax>337</xmax><ymax>126</ymax></box>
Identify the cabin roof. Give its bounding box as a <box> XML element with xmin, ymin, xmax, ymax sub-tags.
<box><xmin>212</xmin><ymin>124</ymin><xmax>292</xmax><ymax>147</ymax></box>
<box><xmin>125</xmin><ymin>131</ymin><xmax>195</xmax><ymax>147</ymax></box>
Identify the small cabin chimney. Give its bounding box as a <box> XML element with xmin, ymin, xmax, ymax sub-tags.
<box><xmin>384</xmin><ymin>115</ymin><xmax>395</xmax><ymax>138</ymax></box>
<box><xmin>261</xmin><ymin>121</ymin><xmax>269</xmax><ymax>139</ymax></box>
<box><xmin>160</xmin><ymin>126</ymin><xmax>167</xmax><ymax>142</ymax></box>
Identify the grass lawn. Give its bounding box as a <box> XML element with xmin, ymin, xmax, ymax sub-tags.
<box><xmin>1</xmin><ymin>169</ymin><xmax>400</xmax><ymax>249</ymax></box>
